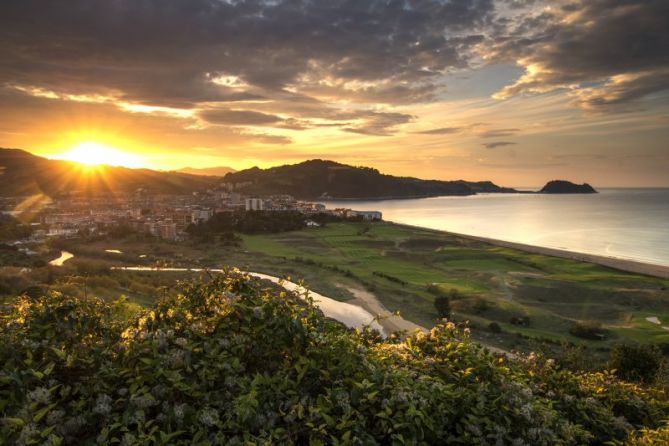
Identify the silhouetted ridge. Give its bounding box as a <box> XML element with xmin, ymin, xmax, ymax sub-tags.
<box><xmin>540</xmin><ymin>180</ymin><xmax>597</xmax><ymax>194</ymax></box>
<box><xmin>0</xmin><ymin>148</ymin><xmax>217</xmax><ymax>197</ymax></box>
<box><xmin>222</xmin><ymin>159</ymin><xmax>516</xmax><ymax>199</ymax></box>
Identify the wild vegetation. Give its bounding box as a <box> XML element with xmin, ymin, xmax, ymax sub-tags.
<box><xmin>2</xmin><ymin>271</ymin><xmax>669</xmax><ymax>445</ymax></box>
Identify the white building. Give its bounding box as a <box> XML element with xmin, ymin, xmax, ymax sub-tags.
<box><xmin>191</xmin><ymin>208</ymin><xmax>214</xmax><ymax>223</ymax></box>
<box><xmin>245</xmin><ymin>198</ymin><xmax>265</xmax><ymax>211</ymax></box>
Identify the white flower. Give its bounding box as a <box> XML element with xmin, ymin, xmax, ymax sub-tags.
<box><xmin>175</xmin><ymin>337</ymin><xmax>188</xmax><ymax>348</ymax></box>
<box><xmin>520</xmin><ymin>387</ymin><xmax>533</xmax><ymax>399</ymax></box>
<box><xmin>520</xmin><ymin>403</ymin><xmax>533</xmax><ymax>421</ymax></box>
<box><xmin>121</xmin><ymin>433</ymin><xmax>136</xmax><ymax>446</ymax></box>
<box><xmin>27</xmin><ymin>387</ymin><xmax>51</xmax><ymax>404</ymax></box>
<box><xmin>93</xmin><ymin>394</ymin><xmax>112</xmax><ymax>416</ymax></box>
<box><xmin>174</xmin><ymin>403</ymin><xmax>187</xmax><ymax>421</ymax></box>
<box><xmin>197</xmin><ymin>407</ymin><xmax>220</xmax><ymax>427</ymax></box>
<box><xmin>130</xmin><ymin>393</ymin><xmax>157</xmax><ymax>409</ymax></box>
<box><xmin>17</xmin><ymin>423</ymin><xmax>39</xmax><ymax>446</ymax></box>
<box><xmin>46</xmin><ymin>409</ymin><xmax>65</xmax><ymax>426</ymax></box>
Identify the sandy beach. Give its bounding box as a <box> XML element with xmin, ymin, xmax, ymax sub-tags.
<box><xmin>393</xmin><ymin>223</ymin><xmax>669</xmax><ymax>279</ymax></box>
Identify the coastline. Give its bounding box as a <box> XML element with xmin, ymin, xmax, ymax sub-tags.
<box><xmin>391</xmin><ymin>222</ymin><xmax>669</xmax><ymax>279</ymax></box>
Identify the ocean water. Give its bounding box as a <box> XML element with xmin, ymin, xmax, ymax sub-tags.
<box><xmin>324</xmin><ymin>188</ymin><xmax>669</xmax><ymax>267</ymax></box>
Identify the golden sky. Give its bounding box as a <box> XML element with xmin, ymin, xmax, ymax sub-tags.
<box><xmin>1</xmin><ymin>0</ymin><xmax>668</xmax><ymax>187</ymax></box>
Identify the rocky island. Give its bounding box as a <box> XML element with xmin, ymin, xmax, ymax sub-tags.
<box><xmin>540</xmin><ymin>180</ymin><xmax>597</xmax><ymax>194</ymax></box>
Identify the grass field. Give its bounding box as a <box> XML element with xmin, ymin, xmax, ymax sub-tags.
<box><xmin>40</xmin><ymin>221</ymin><xmax>669</xmax><ymax>354</ymax></box>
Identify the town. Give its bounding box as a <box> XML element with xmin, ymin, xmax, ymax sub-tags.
<box><xmin>0</xmin><ymin>185</ymin><xmax>383</xmax><ymax>253</ymax></box>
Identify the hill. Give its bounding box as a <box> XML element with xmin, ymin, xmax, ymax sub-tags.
<box><xmin>1</xmin><ymin>271</ymin><xmax>667</xmax><ymax>444</ymax></box>
<box><xmin>540</xmin><ymin>180</ymin><xmax>597</xmax><ymax>194</ymax></box>
<box><xmin>176</xmin><ymin>166</ymin><xmax>236</xmax><ymax>176</ymax></box>
<box><xmin>0</xmin><ymin>148</ymin><xmax>219</xmax><ymax>197</ymax></box>
<box><xmin>222</xmin><ymin>159</ymin><xmax>516</xmax><ymax>199</ymax></box>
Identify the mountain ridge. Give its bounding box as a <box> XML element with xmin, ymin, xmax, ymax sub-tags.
<box><xmin>0</xmin><ymin>148</ymin><xmax>218</xmax><ymax>197</ymax></box>
<box><xmin>221</xmin><ymin>159</ymin><xmax>517</xmax><ymax>200</ymax></box>
<box><xmin>176</xmin><ymin>166</ymin><xmax>236</xmax><ymax>176</ymax></box>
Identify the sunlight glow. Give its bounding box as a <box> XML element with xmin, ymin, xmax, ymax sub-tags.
<box><xmin>58</xmin><ymin>142</ymin><xmax>143</xmax><ymax>168</ymax></box>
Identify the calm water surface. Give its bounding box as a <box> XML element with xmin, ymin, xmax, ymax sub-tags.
<box><xmin>325</xmin><ymin>188</ymin><xmax>669</xmax><ymax>267</ymax></box>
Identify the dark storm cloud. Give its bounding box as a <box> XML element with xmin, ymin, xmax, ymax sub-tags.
<box><xmin>0</xmin><ymin>0</ymin><xmax>495</xmax><ymax>110</ymax></box>
<box><xmin>483</xmin><ymin>141</ymin><xmax>516</xmax><ymax>149</ymax></box>
<box><xmin>489</xmin><ymin>0</ymin><xmax>669</xmax><ymax>110</ymax></box>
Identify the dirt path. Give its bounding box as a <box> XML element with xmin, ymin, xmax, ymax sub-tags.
<box><xmin>338</xmin><ymin>283</ymin><xmax>427</xmax><ymax>334</ymax></box>
<box><xmin>340</xmin><ymin>283</ymin><xmax>513</xmax><ymax>356</ymax></box>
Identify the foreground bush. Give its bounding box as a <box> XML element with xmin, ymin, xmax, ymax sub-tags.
<box><xmin>1</xmin><ymin>271</ymin><xmax>668</xmax><ymax>445</ymax></box>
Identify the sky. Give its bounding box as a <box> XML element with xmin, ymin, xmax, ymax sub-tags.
<box><xmin>0</xmin><ymin>0</ymin><xmax>668</xmax><ymax>187</ymax></box>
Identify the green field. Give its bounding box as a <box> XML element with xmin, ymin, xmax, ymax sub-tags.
<box><xmin>14</xmin><ymin>221</ymin><xmax>669</xmax><ymax>355</ymax></box>
<box><xmin>233</xmin><ymin>223</ymin><xmax>669</xmax><ymax>347</ymax></box>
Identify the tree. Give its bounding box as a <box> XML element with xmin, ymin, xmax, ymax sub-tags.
<box><xmin>434</xmin><ymin>295</ymin><xmax>451</xmax><ymax>318</ymax></box>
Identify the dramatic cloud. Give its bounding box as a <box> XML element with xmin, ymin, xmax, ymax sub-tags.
<box><xmin>343</xmin><ymin>112</ymin><xmax>414</xmax><ymax>136</ymax></box>
<box><xmin>487</xmin><ymin>0</ymin><xmax>669</xmax><ymax>110</ymax></box>
<box><xmin>415</xmin><ymin>127</ymin><xmax>463</xmax><ymax>135</ymax></box>
<box><xmin>483</xmin><ymin>141</ymin><xmax>516</xmax><ymax>149</ymax></box>
<box><xmin>199</xmin><ymin>109</ymin><xmax>284</xmax><ymax>126</ymax></box>
<box><xmin>479</xmin><ymin>128</ymin><xmax>519</xmax><ymax>138</ymax></box>
<box><xmin>0</xmin><ymin>0</ymin><xmax>495</xmax><ymax>135</ymax></box>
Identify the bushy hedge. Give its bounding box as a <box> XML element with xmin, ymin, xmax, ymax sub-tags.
<box><xmin>1</xmin><ymin>271</ymin><xmax>668</xmax><ymax>445</ymax></box>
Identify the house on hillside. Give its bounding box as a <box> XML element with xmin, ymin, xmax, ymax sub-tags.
<box><xmin>350</xmin><ymin>210</ymin><xmax>382</xmax><ymax>221</ymax></box>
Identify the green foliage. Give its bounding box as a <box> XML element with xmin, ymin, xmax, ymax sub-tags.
<box><xmin>187</xmin><ymin>210</ymin><xmax>310</xmax><ymax>236</ymax></box>
<box><xmin>619</xmin><ymin>421</ymin><xmax>669</xmax><ymax>445</ymax></box>
<box><xmin>1</xmin><ymin>272</ymin><xmax>668</xmax><ymax>445</ymax></box>
<box><xmin>610</xmin><ymin>343</ymin><xmax>666</xmax><ymax>384</ymax></box>
<box><xmin>0</xmin><ymin>215</ymin><xmax>32</xmax><ymax>243</ymax></box>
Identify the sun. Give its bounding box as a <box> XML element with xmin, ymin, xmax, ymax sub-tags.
<box><xmin>59</xmin><ymin>142</ymin><xmax>143</xmax><ymax>168</ymax></box>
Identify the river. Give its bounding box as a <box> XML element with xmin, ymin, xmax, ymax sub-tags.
<box><xmin>48</xmin><ymin>250</ymin><xmax>74</xmax><ymax>266</ymax></box>
<box><xmin>112</xmin><ymin>266</ymin><xmax>387</xmax><ymax>334</ymax></box>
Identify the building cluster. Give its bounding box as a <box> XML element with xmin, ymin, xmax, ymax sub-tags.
<box><xmin>1</xmin><ymin>188</ymin><xmax>382</xmax><ymax>243</ymax></box>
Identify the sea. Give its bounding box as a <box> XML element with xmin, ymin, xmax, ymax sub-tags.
<box><xmin>323</xmin><ymin>188</ymin><xmax>669</xmax><ymax>267</ymax></box>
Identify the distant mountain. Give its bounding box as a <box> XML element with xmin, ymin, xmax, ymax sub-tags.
<box><xmin>0</xmin><ymin>148</ymin><xmax>219</xmax><ymax>197</ymax></box>
<box><xmin>455</xmin><ymin>180</ymin><xmax>518</xmax><ymax>194</ymax></box>
<box><xmin>221</xmin><ymin>159</ymin><xmax>516</xmax><ymax>200</ymax></box>
<box><xmin>177</xmin><ymin>166</ymin><xmax>236</xmax><ymax>177</ymax></box>
<box><xmin>540</xmin><ymin>180</ymin><xmax>597</xmax><ymax>194</ymax></box>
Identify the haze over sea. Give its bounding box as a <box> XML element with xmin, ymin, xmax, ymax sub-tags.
<box><xmin>325</xmin><ymin>188</ymin><xmax>669</xmax><ymax>268</ymax></box>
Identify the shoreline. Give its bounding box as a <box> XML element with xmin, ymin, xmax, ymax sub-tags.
<box><xmin>391</xmin><ymin>222</ymin><xmax>669</xmax><ymax>279</ymax></box>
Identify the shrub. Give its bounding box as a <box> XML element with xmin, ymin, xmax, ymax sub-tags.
<box><xmin>1</xmin><ymin>271</ymin><xmax>668</xmax><ymax>444</ymax></box>
<box><xmin>488</xmin><ymin>322</ymin><xmax>502</xmax><ymax>333</ymax></box>
<box><xmin>472</xmin><ymin>297</ymin><xmax>489</xmax><ymax>314</ymax></box>
<box><xmin>570</xmin><ymin>321</ymin><xmax>608</xmax><ymax>340</ymax></box>
<box><xmin>610</xmin><ymin>343</ymin><xmax>665</xmax><ymax>384</ymax></box>
<box><xmin>510</xmin><ymin>315</ymin><xmax>531</xmax><ymax>327</ymax></box>
<box><xmin>434</xmin><ymin>295</ymin><xmax>450</xmax><ymax>318</ymax></box>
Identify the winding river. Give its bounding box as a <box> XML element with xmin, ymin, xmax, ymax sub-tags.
<box><xmin>48</xmin><ymin>250</ymin><xmax>74</xmax><ymax>266</ymax></box>
<box><xmin>111</xmin><ymin>266</ymin><xmax>387</xmax><ymax>334</ymax></box>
